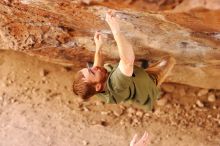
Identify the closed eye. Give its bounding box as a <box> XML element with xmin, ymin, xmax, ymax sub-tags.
<box><xmin>86</xmin><ymin>64</ymin><xmax>95</xmax><ymax>75</ymax></box>
<box><xmin>88</xmin><ymin>67</ymin><xmax>95</xmax><ymax>75</ymax></box>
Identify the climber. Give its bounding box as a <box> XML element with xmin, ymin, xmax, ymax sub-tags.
<box><xmin>72</xmin><ymin>10</ymin><xmax>176</xmax><ymax>111</ymax></box>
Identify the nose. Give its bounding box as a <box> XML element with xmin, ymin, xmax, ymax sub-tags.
<box><xmin>92</xmin><ymin>66</ymin><xmax>99</xmax><ymax>71</ymax></box>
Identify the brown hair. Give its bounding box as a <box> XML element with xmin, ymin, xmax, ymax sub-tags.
<box><xmin>72</xmin><ymin>71</ymin><xmax>97</xmax><ymax>99</ymax></box>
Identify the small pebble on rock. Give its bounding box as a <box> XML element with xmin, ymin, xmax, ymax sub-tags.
<box><xmin>196</xmin><ymin>100</ymin><xmax>204</xmax><ymax>108</ymax></box>
<box><xmin>113</xmin><ymin>108</ymin><xmax>124</xmax><ymax>117</ymax></box>
<box><xmin>119</xmin><ymin>105</ymin><xmax>126</xmax><ymax>110</ymax></box>
<box><xmin>208</xmin><ymin>94</ymin><xmax>216</xmax><ymax>102</ymax></box>
<box><xmin>157</xmin><ymin>97</ymin><xmax>168</xmax><ymax>106</ymax></box>
<box><xmin>40</xmin><ymin>69</ymin><xmax>49</xmax><ymax>77</ymax></box>
<box><xmin>81</xmin><ymin>0</ymin><xmax>92</xmax><ymax>5</ymax></box>
<box><xmin>10</xmin><ymin>98</ymin><xmax>16</xmax><ymax>103</ymax></box>
<box><xmin>120</xmin><ymin>119</ymin><xmax>125</xmax><ymax>125</ymax></box>
<box><xmin>154</xmin><ymin>108</ymin><xmax>162</xmax><ymax>116</ymax></box>
<box><xmin>101</xmin><ymin>111</ymin><xmax>111</xmax><ymax>115</ymax></box>
<box><xmin>197</xmin><ymin>89</ymin><xmax>209</xmax><ymax>97</ymax></box>
<box><xmin>144</xmin><ymin>113</ymin><xmax>150</xmax><ymax>118</ymax></box>
<box><xmin>83</xmin><ymin>106</ymin><xmax>89</xmax><ymax>112</ymax></box>
<box><xmin>41</xmin><ymin>77</ymin><xmax>48</xmax><ymax>84</ymax></box>
<box><xmin>212</xmin><ymin>106</ymin><xmax>217</xmax><ymax>109</ymax></box>
<box><xmin>136</xmin><ymin>110</ymin><xmax>144</xmax><ymax>118</ymax></box>
<box><xmin>127</xmin><ymin>107</ymin><xmax>136</xmax><ymax>115</ymax></box>
<box><xmin>82</xmin><ymin>140</ymin><xmax>89</xmax><ymax>145</ymax></box>
<box><xmin>132</xmin><ymin>118</ymin><xmax>140</xmax><ymax>126</ymax></box>
<box><xmin>128</xmin><ymin>113</ymin><xmax>133</xmax><ymax>118</ymax></box>
<box><xmin>133</xmin><ymin>118</ymin><xmax>139</xmax><ymax>123</ymax></box>
<box><xmin>216</xmin><ymin>114</ymin><xmax>220</xmax><ymax>120</ymax></box>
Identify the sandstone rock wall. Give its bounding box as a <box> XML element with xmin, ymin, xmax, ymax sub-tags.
<box><xmin>174</xmin><ymin>0</ymin><xmax>220</xmax><ymax>12</ymax></box>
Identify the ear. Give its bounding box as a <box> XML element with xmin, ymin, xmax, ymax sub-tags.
<box><xmin>95</xmin><ymin>83</ymin><xmax>102</xmax><ymax>92</ymax></box>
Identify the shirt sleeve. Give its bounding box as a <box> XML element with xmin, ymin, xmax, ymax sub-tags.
<box><xmin>104</xmin><ymin>63</ymin><xmax>114</xmax><ymax>72</ymax></box>
<box><xmin>95</xmin><ymin>93</ymin><xmax>107</xmax><ymax>102</ymax></box>
<box><xmin>109</xmin><ymin>66</ymin><xmax>133</xmax><ymax>92</ymax></box>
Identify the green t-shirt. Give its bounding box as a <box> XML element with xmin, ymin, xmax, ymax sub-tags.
<box><xmin>96</xmin><ymin>64</ymin><xmax>160</xmax><ymax>111</ymax></box>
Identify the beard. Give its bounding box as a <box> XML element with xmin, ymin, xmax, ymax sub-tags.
<box><xmin>92</xmin><ymin>66</ymin><xmax>108</xmax><ymax>82</ymax></box>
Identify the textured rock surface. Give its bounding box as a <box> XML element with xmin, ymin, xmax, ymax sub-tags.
<box><xmin>0</xmin><ymin>0</ymin><xmax>219</xmax><ymax>89</ymax></box>
<box><xmin>174</xmin><ymin>0</ymin><xmax>220</xmax><ymax>12</ymax></box>
<box><xmin>0</xmin><ymin>50</ymin><xmax>219</xmax><ymax>146</ymax></box>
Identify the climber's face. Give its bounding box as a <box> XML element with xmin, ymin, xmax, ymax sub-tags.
<box><xmin>80</xmin><ymin>66</ymin><xmax>108</xmax><ymax>85</ymax></box>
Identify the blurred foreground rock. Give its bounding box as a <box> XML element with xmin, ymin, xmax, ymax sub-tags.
<box><xmin>0</xmin><ymin>0</ymin><xmax>219</xmax><ymax>89</ymax></box>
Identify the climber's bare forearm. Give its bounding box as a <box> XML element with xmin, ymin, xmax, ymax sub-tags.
<box><xmin>113</xmin><ymin>32</ymin><xmax>135</xmax><ymax>65</ymax></box>
<box><xmin>93</xmin><ymin>31</ymin><xmax>105</xmax><ymax>67</ymax></box>
<box><xmin>106</xmin><ymin>10</ymin><xmax>135</xmax><ymax>76</ymax></box>
<box><xmin>93</xmin><ymin>48</ymin><xmax>104</xmax><ymax>67</ymax></box>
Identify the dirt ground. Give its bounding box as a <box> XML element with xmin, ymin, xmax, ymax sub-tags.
<box><xmin>0</xmin><ymin>50</ymin><xmax>219</xmax><ymax>146</ymax></box>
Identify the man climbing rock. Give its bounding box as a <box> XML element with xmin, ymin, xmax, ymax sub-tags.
<box><xmin>73</xmin><ymin>10</ymin><xmax>176</xmax><ymax>111</ymax></box>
